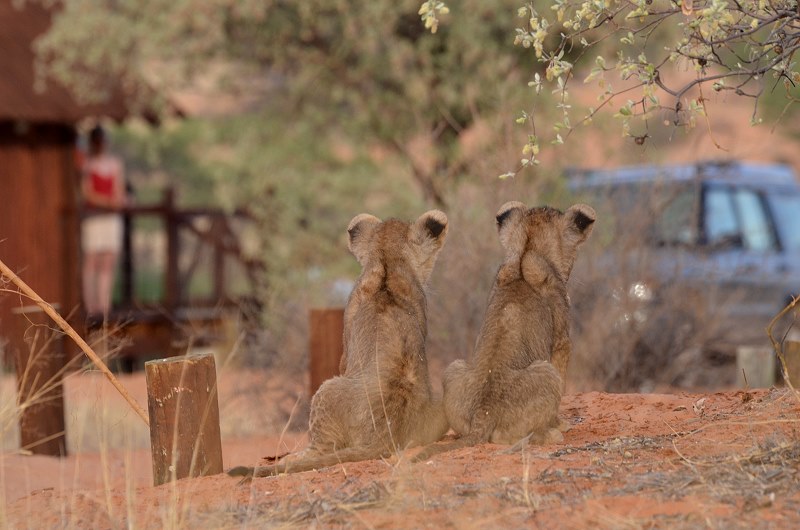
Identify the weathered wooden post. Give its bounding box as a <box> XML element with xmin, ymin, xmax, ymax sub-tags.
<box><xmin>781</xmin><ymin>340</ymin><xmax>800</xmax><ymax>387</ymax></box>
<box><xmin>309</xmin><ymin>308</ymin><xmax>344</xmax><ymax>397</ymax></box>
<box><xmin>12</xmin><ymin>305</ymin><xmax>67</xmax><ymax>457</ymax></box>
<box><xmin>736</xmin><ymin>345</ymin><xmax>775</xmax><ymax>388</ymax></box>
<box><xmin>145</xmin><ymin>353</ymin><xmax>223</xmax><ymax>486</ymax></box>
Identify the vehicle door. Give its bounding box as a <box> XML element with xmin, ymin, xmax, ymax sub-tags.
<box><xmin>763</xmin><ymin>188</ymin><xmax>800</xmax><ymax>310</ymax></box>
<box><xmin>701</xmin><ymin>184</ymin><xmax>784</xmax><ymax>343</ymax></box>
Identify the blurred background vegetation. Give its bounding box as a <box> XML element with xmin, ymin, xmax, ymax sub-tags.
<box><xmin>30</xmin><ymin>0</ymin><xmax>556</xmax><ymax>371</ymax></box>
<box><xmin>29</xmin><ymin>0</ymin><xmax>800</xmax><ymax>384</ymax></box>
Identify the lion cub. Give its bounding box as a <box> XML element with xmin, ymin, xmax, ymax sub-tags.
<box><xmin>415</xmin><ymin>202</ymin><xmax>595</xmax><ymax>460</ymax></box>
<box><xmin>229</xmin><ymin>210</ymin><xmax>450</xmax><ymax>477</ymax></box>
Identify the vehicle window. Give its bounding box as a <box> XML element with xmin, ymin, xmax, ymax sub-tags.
<box><xmin>767</xmin><ymin>193</ymin><xmax>800</xmax><ymax>251</ymax></box>
<box><xmin>582</xmin><ymin>182</ymin><xmax>698</xmax><ymax>246</ymax></box>
<box><xmin>657</xmin><ymin>188</ymin><xmax>697</xmax><ymax>245</ymax></box>
<box><xmin>734</xmin><ymin>189</ymin><xmax>776</xmax><ymax>251</ymax></box>
<box><xmin>704</xmin><ymin>187</ymin><xmax>740</xmax><ymax>246</ymax></box>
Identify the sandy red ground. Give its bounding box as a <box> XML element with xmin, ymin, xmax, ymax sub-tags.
<box><xmin>4</xmin><ymin>369</ymin><xmax>799</xmax><ymax>529</ymax></box>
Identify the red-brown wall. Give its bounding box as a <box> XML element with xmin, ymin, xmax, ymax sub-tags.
<box><xmin>0</xmin><ymin>122</ymin><xmax>81</xmax><ymax>366</ymax></box>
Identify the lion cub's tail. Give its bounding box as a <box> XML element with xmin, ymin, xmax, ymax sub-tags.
<box><xmin>410</xmin><ymin>432</ymin><xmax>488</xmax><ymax>463</ymax></box>
<box><xmin>228</xmin><ymin>444</ymin><xmax>393</xmax><ymax>478</ymax></box>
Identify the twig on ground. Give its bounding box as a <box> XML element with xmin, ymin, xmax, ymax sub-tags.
<box><xmin>767</xmin><ymin>296</ymin><xmax>800</xmax><ymax>403</ymax></box>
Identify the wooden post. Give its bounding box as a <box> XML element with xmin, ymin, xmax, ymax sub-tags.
<box><xmin>309</xmin><ymin>308</ymin><xmax>344</xmax><ymax>397</ymax></box>
<box><xmin>736</xmin><ymin>345</ymin><xmax>775</xmax><ymax>388</ymax></box>
<box><xmin>781</xmin><ymin>340</ymin><xmax>800</xmax><ymax>387</ymax></box>
<box><xmin>145</xmin><ymin>353</ymin><xmax>223</xmax><ymax>486</ymax></box>
<box><xmin>12</xmin><ymin>305</ymin><xmax>67</xmax><ymax>457</ymax></box>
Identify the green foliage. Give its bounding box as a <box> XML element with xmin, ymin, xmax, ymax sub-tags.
<box><xmin>35</xmin><ymin>0</ymin><xmax>534</xmax><ymax>206</ymax></box>
<box><xmin>109</xmin><ymin>101</ymin><xmax>425</xmax><ymax>305</ymax></box>
<box><xmin>112</xmin><ymin>121</ymin><xmax>220</xmax><ymax>206</ymax></box>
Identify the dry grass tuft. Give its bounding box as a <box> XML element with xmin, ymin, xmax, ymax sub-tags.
<box><xmin>205</xmin><ymin>480</ymin><xmax>393</xmax><ymax>528</ymax></box>
<box><xmin>659</xmin><ymin>438</ymin><xmax>800</xmax><ymax>506</ymax></box>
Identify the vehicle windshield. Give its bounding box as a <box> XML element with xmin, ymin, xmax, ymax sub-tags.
<box><xmin>576</xmin><ymin>181</ymin><xmax>699</xmax><ymax>246</ymax></box>
<box><xmin>768</xmin><ymin>192</ymin><xmax>800</xmax><ymax>252</ymax></box>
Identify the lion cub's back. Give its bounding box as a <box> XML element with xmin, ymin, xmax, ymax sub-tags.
<box><xmin>482</xmin><ymin>280</ymin><xmax>564</xmax><ymax>367</ymax></box>
<box><xmin>344</xmin><ymin>296</ymin><xmax>425</xmax><ymax>373</ymax></box>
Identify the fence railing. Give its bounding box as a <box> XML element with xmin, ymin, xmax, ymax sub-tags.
<box><xmin>82</xmin><ymin>187</ymin><xmax>263</xmax><ymax>323</ymax></box>
<box><xmin>79</xmin><ymin>187</ymin><xmax>264</xmax><ymax>366</ymax></box>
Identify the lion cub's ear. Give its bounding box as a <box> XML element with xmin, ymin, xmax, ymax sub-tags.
<box><xmin>564</xmin><ymin>203</ymin><xmax>596</xmax><ymax>244</ymax></box>
<box><xmin>496</xmin><ymin>201</ymin><xmax>527</xmax><ymax>257</ymax></box>
<box><xmin>412</xmin><ymin>209</ymin><xmax>448</xmax><ymax>248</ymax></box>
<box><xmin>411</xmin><ymin>210</ymin><xmax>448</xmax><ymax>282</ymax></box>
<box><xmin>347</xmin><ymin>213</ymin><xmax>381</xmax><ymax>266</ymax></box>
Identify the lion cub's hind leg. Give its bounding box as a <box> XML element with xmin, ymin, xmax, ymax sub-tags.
<box><xmin>408</xmin><ymin>397</ymin><xmax>449</xmax><ymax>446</ymax></box>
<box><xmin>489</xmin><ymin>361</ymin><xmax>562</xmax><ymax>446</ymax></box>
<box><xmin>501</xmin><ymin>428</ymin><xmax>564</xmax><ymax>454</ymax></box>
<box><xmin>306</xmin><ymin>375</ymin><xmax>360</xmax><ymax>453</ymax></box>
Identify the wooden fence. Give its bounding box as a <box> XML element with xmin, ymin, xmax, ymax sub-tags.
<box><xmin>82</xmin><ymin>187</ymin><xmax>264</xmax><ymax>363</ymax></box>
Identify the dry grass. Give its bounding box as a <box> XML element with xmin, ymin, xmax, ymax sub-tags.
<box><xmin>652</xmin><ymin>439</ymin><xmax>800</xmax><ymax>505</ymax></box>
<box><xmin>0</xmin><ymin>321</ymin><xmax>308</xmax><ymax>529</ymax></box>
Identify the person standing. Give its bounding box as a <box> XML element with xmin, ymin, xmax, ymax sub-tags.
<box><xmin>81</xmin><ymin>125</ymin><xmax>126</xmax><ymax>318</ymax></box>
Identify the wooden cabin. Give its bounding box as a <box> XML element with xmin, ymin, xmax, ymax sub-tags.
<box><xmin>0</xmin><ymin>1</ymin><xmax>264</xmax><ymax>459</ymax></box>
<box><xmin>0</xmin><ymin>1</ymin><xmax>137</xmax><ymax>367</ymax></box>
<box><xmin>0</xmin><ymin>1</ymin><xmax>260</xmax><ymax>370</ymax></box>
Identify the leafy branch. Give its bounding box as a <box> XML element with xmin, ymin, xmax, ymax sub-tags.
<box><xmin>423</xmin><ymin>0</ymin><xmax>800</xmax><ymax>178</ymax></box>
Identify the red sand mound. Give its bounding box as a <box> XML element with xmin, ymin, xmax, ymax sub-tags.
<box><xmin>5</xmin><ymin>388</ymin><xmax>799</xmax><ymax>529</ymax></box>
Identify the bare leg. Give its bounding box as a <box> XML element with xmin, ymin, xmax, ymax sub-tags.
<box><xmin>95</xmin><ymin>251</ymin><xmax>118</xmax><ymax>318</ymax></box>
<box><xmin>82</xmin><ymin>252</ymin><xmax>100</xmax><ymax>315</ymax></box>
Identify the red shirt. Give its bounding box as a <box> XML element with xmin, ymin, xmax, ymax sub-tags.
<box><xmin>90</xmin><ymin>170</ymin><xmax>116</xmax><ymax>198</ymax></box>
<box><xmin>83</xmin><ymin>153</ymin><xmax>123</xmax><ymax>208</ymax></box>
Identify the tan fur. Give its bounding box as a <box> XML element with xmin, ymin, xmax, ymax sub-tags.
<box><xmin>414</xmin><ymin>202</ymin><xmax>595</xmax><ymax>461</ymax></box>
<box><xmin>229</xmin><ymin>210</ymin><xmax>450</xmax><ymax>478</ymax></box>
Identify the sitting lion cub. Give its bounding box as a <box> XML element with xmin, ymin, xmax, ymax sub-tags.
<box><xmin>415</xmin><ymin>202</ymin><xmax>595</xmax><ymax>460</ymax></box>
<box><xmin>229</xmin><ymin>210</ymin><xmax>450</xmax><ymax>477</ymax></box>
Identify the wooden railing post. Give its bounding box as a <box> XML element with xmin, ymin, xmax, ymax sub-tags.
<box><xmin>309</xmin><ymin>308</ymin><xmax>344</xmax><ymax>397</ymax></box>
<box><xmin>163</xmin><ymin>187</ymin><xmax>179</xmax><ymax>312</ymax></box>
<box><xmin>212</xmin><ymin>217</ymin><xmax>225</xmax><ymax>302</ymax></box>
<box><xmin>120</xmin><ymin>207</ymin><xmax>134</xmax><ymax>308</ymax></box>
<box><xmin>145</xmin><ymin>353</ymin><xmax>223</xmax><ymax>486</ymax></box>
<box><xmin>12</xmin><ymin>305</ymin><xmax>67</xmax><ymax>457</ymax></box>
